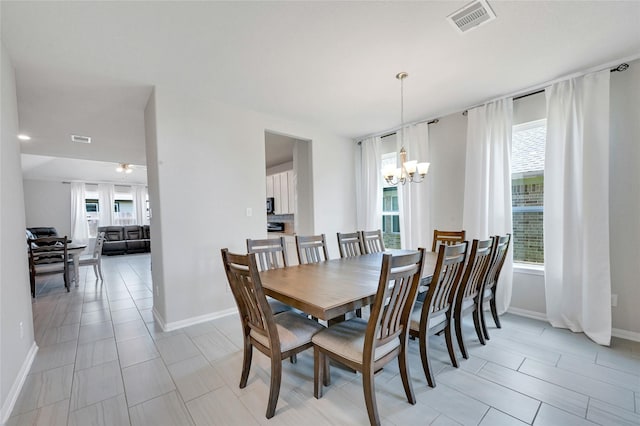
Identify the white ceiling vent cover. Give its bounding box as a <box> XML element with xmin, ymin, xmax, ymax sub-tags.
<box><xmin>71</xmin><ymin>134</ymin><xmax>91</xmax><ymax>144</ymax></box>
<box><xmin>448</xmin><ymin>0</ymin><xmax>496</xmax><ymax>34</ymax></box>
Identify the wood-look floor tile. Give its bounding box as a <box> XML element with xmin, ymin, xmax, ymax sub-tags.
<box><xmin>78</xmin><ymin>321</ymin><xmax>114</xmax><ymax>344</ymax></box>
<box><xmin>134</xmin><ymin>297</ymin><xmax>153</xmax><ymax>310</ymax></box>
<box><xmin>82</xmin><ymin>300</ymin><xmax>110</xmax><ymax>313</ymax></box>
<box><xmin>29</xmin><ymin>340</ymin><xmax>77</xmax><ymax>374</ymax></box>
<box><xmin>68</xmin><ymin>394</ymin><xmax>130</xmax><ymax>426</ymax></box>
<box><xmin>557</xmin><ymin>353</ymin><xmax>640</xmax><ymax>392</ymax></box>
<box><xmin>416</xmin><ymin>382</ymin><xmax>490</xmax><ymax>425</ymax></box>
<box><xmin>191</xmin><ymin>329</ymin><xmax>237</xmax><ymax>362</ymax></box>
<box><xmin>129</xmin><ymin>391</ymin><xmax>194</xmax><ymax>426</ymax></box>
<box><xmin>5</xmin><ymin>398</ymin><xmax>69</xmax><ymax>426</ymax></box>
<box><xmin>478</xmin><ymin>362</ymin><xmax>588</xmax><ymax>417</ymax></box>
<box><xmin>586</xmin><ymin>398</ymin><xmax>640</xmax><ymax>426</ymax></box>
<box><xmin>12</xmin><ymin>364</ymin><xmax>74</xmax><ymax>415</ymax></box>
<box><xmin>519</xmin><ymin>358</ymin><xmax>636</xmax><ymax>411</ymax></box>
<box><xmin>431</xmin><ymin>414</ymin><xmax>464</xmax><ymax>425</ymax></box>
<box><xmin>110</xmin><ymin>307</ymin><xmax>142</xmax><ymax>324</ymax></box>
<box><xmin>70</xmin><ymin>360</ymin><xmax>124</xmax><ymax>411</ymax></box>
<box><xmin>168</xmin><ymin>355</ymin><xmax>225</xmax><ymax>402</ymax></box>
<box><xmin>155</xmin><ymin>333</ymin><xmax>202</xmax><ymax>365</ymax></box>
<box><xmin>533</xmin><ymin>403</ymin><xmax>598</xmax><ymax>426</ymax></box>
<box><xmin>122</xmin><ymin>358</ymin><xmax>176</xmax><ymax>407</ymax></box>
<box><xmin>437</xmin><ymin>366</ymin><xmax>539</xmax><ymax>423</ymax></box>
<box><xmin>117</xmin><ymin>334</ymin><xmax>159</xmax><ymax>368</ymax></box>
<box><xmin>596</xmin><ymin>347</ymin><xmax>640</xmax><ymax>376</ymax></box>
<box><xmin>38</xmin><ymin>323</ymin><xmax>80</xmax><ymax>347</ymax></box>
<box><xmin>76</xmin><ymin>337</ymin><xmax>118</xmax><ymax>370</ymax></box>
<box><xmin>114</xmin><ymin>319</ymin><xmax>149</xmax><ymax>342</ymax></box>
<box><xmin>81</xmin><ymin>309</ymin><xmax>112</xmax><ymax>325</ymax></box>
<box><xmin>478</xmin><ymin>408</ymin><xmax>528</xmax><ymax>425</ymax></box>
<box><xmin>186</xmin><ymin>387</ymin><xmax>259</xmax><ymax>426</ymax></box>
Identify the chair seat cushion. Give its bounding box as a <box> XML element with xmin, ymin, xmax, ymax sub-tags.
<box><xmin>483</xmin><ymin>287</ymin><xmax>492</xmax><ymax>298</ymax></box>
<box><xmin>409</xmin><ymin>303</ymin><xmax>447</xmax><ymax>332</ymax></box>
<box><xmin>461</xmin><ymin>298</ymin><xmax>475</xmax><ymax>311</ymax></box>
<box><xmin>250</xmin><ymin>311</ymin><xmax>324</xmax><ymax>353</ymax></box>
<box><xmin>311</xmin><ymin>318</ymin><xmax>399</xmax><ymax>364</ymax></box>
<box><xmin>267</xmin><ymin>297</ymin><xmax>292</xmax><ymax>314</ymax></box>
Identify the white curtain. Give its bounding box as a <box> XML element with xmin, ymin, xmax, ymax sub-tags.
<box><xmin>356</xmin><ymin>137</ymin><xmax>382</xmax><ymax>231</ymax></box>
<box><xmin>397</xmin><ymin>122</ymin><xmax>431</xmax><ymax>250</ymax></box>
<box><xmin>462</xmin><ymin>98</ymin><xmax>514</xmax><ymax>314</ymax></box>
<box><xmin>70</xmin><ymin>182</ymin><xmax>89</xmax><ymax>245</ymax></box>
<box><xmin>133</xmin><ymin>185</ymin><xmax>149</xmax><ymax>225</ymax></box>
<box><xmin>544</xmin><ymin>70</ymin><xmax>611</xmax><ymax>346</ymax></box>
<box><xmin>97</xmin><ymin>183</ymin><xmax>114</xmax><ymax>227</ymax></box>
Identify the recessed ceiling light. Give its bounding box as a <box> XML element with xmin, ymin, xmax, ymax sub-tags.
<box><xmin>18</xmin><ymin>134</ymin><xmax>31</xmax><ymax>141</ymax></box>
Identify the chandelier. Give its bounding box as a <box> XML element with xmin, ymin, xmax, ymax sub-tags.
<box><xmin>116</xmin><ymin>163</ymin><xmax>133</xmax><ymax>174</ymax></box>
<box><xmin>381</xmin><ymin>72</ymin><xmax>430</xmax><ymax>185</ymax></box>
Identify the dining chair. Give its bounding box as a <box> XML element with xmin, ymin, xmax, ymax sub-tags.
<box><xmin>431</xmin><ymin>229</ymin><xmax>466</xmax><ymax>252</ymax></box>
<box><xmin>247</xmin><ymin>237</ymin><xmax>292</xmax><ymax>315</ymax></box>
<box><xmin>295</xmin><ymin>234</ymin><xmax>329</xmax><ymax>264</ymax></box>
<box><xmin>361</xmin><ymin>229</ymin><xmax>385</xmax><ymax>254</ymax></box>
<box><xmin>480</xmin><ymin>234</ymin><xmax>511</xmax><ymax>340</ymax></box>
<box><xmin>221</xmin><ymin>249</ymin><xmax>324</xmax><ymax>419</ymax></box>
<box><xmin>409</xmin><ymin>242</ymin><xmax>467</xmax><ymax>387</ymax></box>
<box><xmin>27</xmin><ymin>236</ymin><xmax>72</xmax><ymax>297</ymax></box>
<box><xmin>337</xmin><ymin>231</ymin><xmax>365</xmax><ymax>258</ymax></box>
<box><xmin>312</xmin><ymin>249</ymin><xmax>425</xmax><ymax>426</ymax></box>
<box><xmin>79</xmin><ymin>231</ymin><xmax>106</xmax><ymax>280</ymax></box>
<box><xmin>453</xmin><ymin>238</ymin><xmax>494</xmax><ymax>359</ymax></box>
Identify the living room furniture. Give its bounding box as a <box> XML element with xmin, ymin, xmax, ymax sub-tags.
<box><xmin>27</xmin><ymin>227</ymin><xmax>59</xmax><ymax>239</ymax></box>
<box><xmin>98</xmin><ymin>225</ymin><xmax>150</xmax><ymax>255</ymax></box>
<box><xmin>337</xmin><ymin>231</ymin><xmax>365</xmax><ymax>258</ymax></box>
<box><xmin>79</xmin><ymin>231</ymin><xmax>105</xmax><ymax>280</ymax></box>
<box><xmin>361</xmin><ymin>229</ymin><xmax>385</xmax><ymax>254</ymax></box>
<box><xmin>431</xmin><ymin>229</ymin><xmax>466</xmax><ymax>252</ymax></box>
<box><xmin>28</xmin><ymin>236</ymin><xmax>72</xmax><ymax>297</ymax></box>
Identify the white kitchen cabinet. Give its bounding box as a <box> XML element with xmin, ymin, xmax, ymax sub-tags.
<box><xmin>266</xmin><ymin>170</ymin><xmax>295</xmax><ymax>214</ymax></box>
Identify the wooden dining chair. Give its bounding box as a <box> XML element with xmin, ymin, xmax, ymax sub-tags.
<box><xmin>337</xmin><ymin>231</ymin><xmax>365</xmax><ymax>258</ymax></box>
<box><xmin>221</xmin><ymin>249</ymin><xmax>324</xmax><ymax>419</ymax></box>
<box><xmin>454</xmin><ymin>238</ymin><xmax>494</xmax><ymax>359</ymax></box>
<box><xmin>247</xmin><ymin>237</ymin><xmax>292</xmax><ymax>315</ymax></box>
<box><xmin>27</xmin><ymin>236</ymin><xmax>72</xmax><ymax>297</ymax></box>
<box><xmin>295</xmin><ymin>234</ymin><xmax>329</xmax><ymax>264</ymax></box>
<box><xmin>312</xmin><ymin>249</ymin><xmax>425</xmax><ymax>426</ymax></box>
<box><xmin>431</xmin><ymin>229</ymin><xmax>466</xmax><ymax>252</ymax></box>
<box><xmin>409</xmin><ymin>242</ymin><xmax>467</xmax><ymax>387</ymax></box>
<box><xmin>480</xmin><ymin>234</ymin><xmax>511</xmax><ymax>340</ymax></box>
<box><xmin>361</xmin><ymin>229</ymin><xmax>385</xmax><ymax>254</ymax></box>
<box><xmin>79</xmin><ymin>231</ymin><xmax>106</xmax><ymax>280</ymax></box>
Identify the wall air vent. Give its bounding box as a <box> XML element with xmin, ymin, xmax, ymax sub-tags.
<box><xmin>71</xmin><ymin>134</ymin><xmax>91</xmax><ymax>144</ymax></box>
<box><xmin>447</xmin><ymin>0</ymin><xmax>496</xmax><ymax>34</ymax></box>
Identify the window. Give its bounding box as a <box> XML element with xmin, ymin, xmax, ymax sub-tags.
<box><xmin>382</xmin><ymin>151</ymin><xmax>401</xmax><ymax>249</ymax></box>
<box><xmin>511</xmin><ymin>119</ymin><xmax>546</xmax><ymax>264</ymax></box>
<box><xmin>85</xmin><ymin>198</ymin><xmax>99</xmax><ymax>238</ymax></box>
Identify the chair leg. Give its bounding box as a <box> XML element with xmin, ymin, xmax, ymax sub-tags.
<box><xmin>455</xmin><ymin>311</ymin><xmax>468</xmax><ymax>360</ymax></box>
<box><xmin>355</xmin><ymin>308</ymin><xmax>363</xmax><ymax>318</ymax></box>
<box><xmin>445</xmin><ymin>321</ymin><xmax>458</xmax><ymax>368</ymax></box>
<box><xmin>97</xmin><ymin>261</ymin><xmax>104</xmax><ymax>281</ymax></box>
<box><xmin>363</xmin><ymin>366</ymin><xmax>381</xmax><ymax>426</ymax></box>
<box><xmin>266</xmin><ymin>357</ymin><xmax>282</xmax><ymax>419</ymax></box>
<box><xmin>418</xmin><ymin>334</ymin><xmax>436</xmax><ymax>388</ymax></box>
<box><xmin>490</xmin><ymin>297</ymin><xmax>501</xmax><ymax>329</ymax></box>
<box><xmin>398</xmin><ymin>342</ymin><xmax>416</xmax><ymax>405</ymax></box>
<box><xmin>472</xmin><ymin>308</ymin><xmax>486</xmax><ymax>345</ymax></box>
<box><xmin>314</xmin><ymin>348</ymin><xmax>323</xmax><ymax>399</ymax></box>
<box><xmin>290</xmin><ymin>354</ymin><xmax>297</xmax><ymax>364</ymax></box>
<box><xmin>480</xmin><ymin>299</ymin><xmax>490</xmax><ymax>341</ymax></box>
<box><xmin>30</xmin><ymin>271</ymin><xmax>36</xmax><ymax>298</ymax></box>
<box><xmin>240</xmin><ymin>339</ymin><xmax>253</xmax><ymax>388</ymax></box>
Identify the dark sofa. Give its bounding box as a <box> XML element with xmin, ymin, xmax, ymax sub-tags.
<box><xmin>98</xmin><ymin>225</ymin><xmax>150</xmax><ymax>255</ymax></box>
<box><xmin>27</xmin><ymin>227</ymin><xmax>59</xmax><ymax>239</ymax></box>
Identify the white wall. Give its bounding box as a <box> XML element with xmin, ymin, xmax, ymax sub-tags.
<box><xmin>22</xmin><ymin>179</ymin><xmax>71</xmax><ymax>237</ymax></box>
<box><xmin>0</xmin><ymin>41</ymin><xmax>37</xmax><ymax>423</ymax></box>
<box><xmin>148</xmin><ymin>86</ymin><xmax>355</xmax><ymax>327</ymax></box>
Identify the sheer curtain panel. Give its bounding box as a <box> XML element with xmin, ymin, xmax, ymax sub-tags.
<box><xmin>397</xmin><ymin>122</ymin><xmax>431</xmax><ymax>249</ymax></box>
<box><xmin>544</xmin><ymin>70</ymin><xmax>611</xmax><ymax>346</ymax></box>
<box><xmin>97</xmin><ymin>183</ymin><xmax>114</xmax><ymax>227</ymax></box>
<box><xmin>462</xmin><ymin>98</ymin><xmax>514</xmax><ymax>315</ymax></box>
<box><xmin>133</xmin><ymin>185</ymin><xmax>148</xmax><ymax>225</ymax></box>
<box><xmin>356</xmin><ymin>137</ymin><xmax>382</xmax><ymax>232</ymax></box>
<box><xmin>70</xmin><ymin>182</ymin><xmax>89</xmax><ymax>246</ymax></box>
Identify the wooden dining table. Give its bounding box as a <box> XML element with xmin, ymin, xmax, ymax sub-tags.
<box><xmin>259</xmin><ymin>249</ymin><xmax>438</xmax><ymax>321</ymax></box>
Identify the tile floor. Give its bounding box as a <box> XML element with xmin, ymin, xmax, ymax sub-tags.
<box><xmin>7</xmin><ymin>253</ymin><xmax>640</xmax><ymax>425</ymax></box>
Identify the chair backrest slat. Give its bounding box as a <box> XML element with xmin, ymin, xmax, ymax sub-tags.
<box><xmin>247</xmin><ymin>237</ymin><xmax>288</xmax><ymax>271</ymax></box>
<box><xmin>362</xmin><ymin>229</ymin><xmax>385</xmax><ymax>254</ymax></box>
<box><xmin>367</xmin><ymin>249</ymin><xmax>425</xmax><ymax>350</ymax></box>
<box><xmin>337</xmin><ymin>232</ymin><xmax>365</xmax><ymax>258</ymax></box>
<box><xmin>432</xmin><ymin>230</ymin><xmax>466</xmax><ymax>252</ymax></box>
<box><xmin>484</xmin><ymin>234</ymin><xmax>511</xmax><ymax>291</ymax></box>
<box><xmin>94</xmin><ymin>231</ymin><xmax>106</xmax><ymax>259</ymax></box>
<box><xmin>424</xmin><ymin>242</ymin><xmax>467</xmax><ymax>318</ymax></box>
<box><xmin>458</xmin><ymin>239</ymin><xmax>494</xmax><ymax>302</ymax></box>
<box><xmin>296</xmin><ymin>234</ymin><xmax>329</xmax><ymax>264</ymax></box>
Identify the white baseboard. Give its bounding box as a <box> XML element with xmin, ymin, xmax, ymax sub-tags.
<box><xmin>507</xmin><ymin>307</ymin><xmax>548</xmax><ymax>322</ymax></box>
<box><xmin>507</xmin><ymin>307</ymin><xmax>640</xmax><ymax>343</ymax></box>
<box><xmin>612</xmin><ymin>327</ymin><xmax>640</xmax><ymax>343</ymax></box>
<box><xmin>1</xmin><ymin>341</ymin><xmax>38</xmax><ymax>424</ymax></box>
<box><xmin>155</xmin><ymin>307</ymin><xmax>238</xmax><ymax>332</ymax></box>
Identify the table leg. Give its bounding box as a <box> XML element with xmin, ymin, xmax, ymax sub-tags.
<box><xmin>72</xmin><ymin>253</ymin><xmax>80</xmax><ymax>286</ymax></box>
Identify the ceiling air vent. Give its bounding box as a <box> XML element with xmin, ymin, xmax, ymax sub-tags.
<box><xmin>447</xmin><ymin>0</ymin><xmax>496</xmax><ymax>34</ymax></box>
<box><xmin>71</xmin><ymin>134</ymin><xmax>91</xmax><ymax>144</ymax></box>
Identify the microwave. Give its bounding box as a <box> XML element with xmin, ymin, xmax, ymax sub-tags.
<box><xmin>266</xmin><ymin>197</ymin><xmax>274</xmax><ymax>214</ymax></box>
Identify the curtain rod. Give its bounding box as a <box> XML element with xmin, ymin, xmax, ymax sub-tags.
<box><xmin>357</xmin><ymin>118</ymin><xmax>439</xmax><ymax>144</ymax></box>
<box><xmin>463</xmin><ymin>61</ymin><xmax>633</xmax><ymax>115</ymax></box>
<box><xmin>62</xmin><ymin>180</ymin><xmax>147</xmax><ymax>187</ymax></box>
